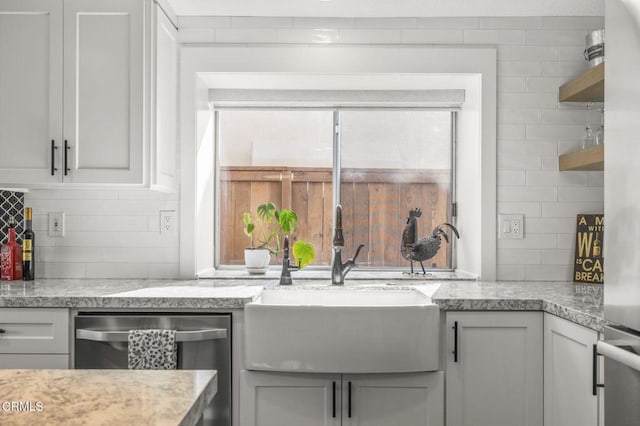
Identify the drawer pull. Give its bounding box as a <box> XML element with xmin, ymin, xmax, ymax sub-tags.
<box><xmin>76</xmin><ymin>328</ymin><xmax>227</xmax><ymax>343</ymax></box>
<box><xmin>0</xmin><ymin>329</ymin><xmax>5</xmax><ymax>334</ymax></box>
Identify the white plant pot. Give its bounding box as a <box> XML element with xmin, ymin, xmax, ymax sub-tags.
<box><xmin>244</xmin><ymin>248</ymin><xmax>271</xmax><ymax>274</ymax></box>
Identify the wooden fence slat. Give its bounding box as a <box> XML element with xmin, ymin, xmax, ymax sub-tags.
<box><xmin>219</xmin><ymin>166</ymin><xmax>452</xmax><ymax>269</ymax></box>
<box><xmin>321</xmin><ymin>182</ymin><xmax>333</xmax><ymax>265</ymax></box>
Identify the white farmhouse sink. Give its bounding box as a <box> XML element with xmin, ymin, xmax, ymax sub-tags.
<box><xmin>244</xmin><ymin>288</ymin><xmax>440</xmax><ymax>373</ymax></box>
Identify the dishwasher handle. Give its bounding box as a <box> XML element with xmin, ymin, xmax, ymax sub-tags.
<box><xmin>76</xmin><ymin>328</ymin><xmax>228</xmax><ymax>343</ymax></box>
<box><xmin>597</xmin><ymin>340</ymin><xmax>640</xmax><ymax>373</ymax></box>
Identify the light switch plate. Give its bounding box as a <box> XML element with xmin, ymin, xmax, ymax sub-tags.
<box><xmin>499</xmin><ymin>214</ymin><xmax>524</xmax><ymax>239</ymax></box>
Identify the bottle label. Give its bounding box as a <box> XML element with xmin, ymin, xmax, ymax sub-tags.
<box><xmin>23</xmin><ymin>239</ymin><xmax>32</xmax><ymax>261</ymax></box>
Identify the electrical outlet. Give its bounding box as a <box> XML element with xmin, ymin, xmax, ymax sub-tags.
<box><xmin>48</xmin><ymin>211</ymin><xmax>65</xmax><ymax>237</ymax></box>
<box><xmin>499</xmin><ymin>214</ymin><xmax>524</xmax><ymax>239</ymax></box>
<box><xmin>160</xmin><ymin>210</ymin><xmax>177</xmax><ymax>235</ymax></box>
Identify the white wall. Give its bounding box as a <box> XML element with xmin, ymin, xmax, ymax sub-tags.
<box><xmin>169</xmin><ymin>0</ymin><xmax>604</xmax><ymax>18</ymax></box>
<box><xmin>27</xmin><ymin>16</ymin><xmax>604</xmax><ymax>280</ymax></box>
<box><xmin>181</xmin><ymin>15</ymin><xmax>604</xmax><ymax>281</ymax></box>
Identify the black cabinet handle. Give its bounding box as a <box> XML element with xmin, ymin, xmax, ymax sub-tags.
<box><xmin>453</xmin><ymin>321</ymin><xmax>459</xmax><ymax>362</ymax></box>
<box><xmin>332</xmin><ymin>381</ymin><xmax>336</xmax><ymax>418</ymax></box>
<box><xmin>0</xmin><ymin>329</ymin><xmax>5</xmax><ymax>334</ymax></box>
<box><xmin>64</xmin><ymin>140</ymin><xmax>70</xmax><ymax>176</ymax></box>
<box><xmin>592</xmin><ymin>344</ymin><xmax>604</xmax><ymax>395</ymax></box>
<box><xmin>348</xmin><ymin>381</ymin><xmax>352</xmax><ymax>418</ymax></box>
<box><xmin>50</xmin><ymin>140</ymin><xmax>58</xmax><ymax>176</ymax></box>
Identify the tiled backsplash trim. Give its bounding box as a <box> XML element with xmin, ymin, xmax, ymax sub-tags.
<box><xmin>0</xmin><ymin>191</ymin><xmax>25</xmax><ymax>244</ymax></box>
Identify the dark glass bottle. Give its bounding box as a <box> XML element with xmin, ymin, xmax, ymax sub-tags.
<box><xmin>22</xmin><ymin>207</ymin><xmax>35</xmax><ymax>281</ymax></box>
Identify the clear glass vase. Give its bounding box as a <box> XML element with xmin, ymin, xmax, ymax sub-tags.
<box><xmin>582</xmin><ymin>125</ymin><xmax>594</xmax><ymax>150</ymax></box>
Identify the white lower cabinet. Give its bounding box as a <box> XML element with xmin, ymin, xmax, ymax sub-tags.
<box><xmin>445</xmin><ymin>312</ymin><xmax>543</xmax><ymax>426</ymax></box>
<box><xmin>543</xmin><ymin>313</ymin><xmax>602</xmax><ymax>426</ymax></box>
<box><xmin>240</xmin><ymin>371</ymin><xmax>341</xmax><ymax>426</ymax></box>
<box><xmin>0</xmin><ymin>308</ymin><xmax>70</xmax><ymax>368</ymax></box>
<box><xmin>240</xmin><ymin>371</ymin><xmax>444</xmax><ymax>426</ymax></box>
<box><xmin>343</xmin><ymin>372</ymin><xmax>443</xmax><ymax>426</ymax></box>
<box><xmin>0</xmin><ymin>354</ymin><xmax>69</xmax><ymax>369</ymax></box>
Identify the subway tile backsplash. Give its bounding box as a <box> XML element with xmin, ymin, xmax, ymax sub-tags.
<box><xmin>25</xmin><ymin>189</ymin><xmax>179</xmax><ymax>279</ymax></box>
<box><xmin>26</xmin><ymin>15</ymin><xmax>603</xmax><ymax>281</ymax></box>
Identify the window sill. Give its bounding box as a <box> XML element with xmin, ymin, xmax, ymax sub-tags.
<box><xmin>198</xmin><ymin>268</ymin><xmax>477</xmax><ymax>281</ymax></box>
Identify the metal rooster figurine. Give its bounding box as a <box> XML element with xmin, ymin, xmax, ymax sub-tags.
<box><xmin>401</xmin><ymin>208</ymin><xmax>460</xmax><ymax>274</ymax></box>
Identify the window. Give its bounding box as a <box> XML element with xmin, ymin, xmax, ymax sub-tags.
<box><xmin>216</xmin><ymin>108</ymin><xmax>456</xmax><ymax>270</ymax></box>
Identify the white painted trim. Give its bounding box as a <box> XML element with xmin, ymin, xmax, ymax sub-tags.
<box><xmin>179</xmin><ymin>45</ymin><xmax>496</xmax><ymax>280</ymax></box>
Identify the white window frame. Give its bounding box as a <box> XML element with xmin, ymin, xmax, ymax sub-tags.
<box><xmin>179</xmin><ymin>45</ymin><xmax>497</xmax><ymax>279</ymax></box>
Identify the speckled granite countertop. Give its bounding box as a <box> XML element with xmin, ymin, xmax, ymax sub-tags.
<box><xmin>0</xmin><ymin>279</ymin><xmax>263</xmax><ymax>309</ymax></box>
<box><xmin>0</xmin><ymin>278</ymin><xmax>605</xmax><ymax>331</ymax></box>
<box><xmin>0</xmin><ymin>369</ymin><xmax>217</xmax><ymax>426</ymax></box>
<box><xmin>431</xmin><ymin>281</ymin><xmax>605</xmax><ymax>332</ymax></box>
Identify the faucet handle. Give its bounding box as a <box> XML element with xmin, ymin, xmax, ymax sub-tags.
<box><xmin>351</xmin><ymin>243</ymin><xmax>365</xmax><ymax>263</ymax></box>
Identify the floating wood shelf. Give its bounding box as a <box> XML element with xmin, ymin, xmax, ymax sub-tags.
<box><xmin>559</xmin><ymin>62</ymin><xmax>604</xmax><ymax>102</ymax></box>
<box><xmin>559</xmin><ymin>145</ymin><xmax>604</xmax><ymax>171</ymax></box>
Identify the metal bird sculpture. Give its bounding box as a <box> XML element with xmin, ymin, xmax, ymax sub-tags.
<box><xmin>401</xmin><ymin>208</ymin><xmax>460</xmax><ymax>274</ymax></box>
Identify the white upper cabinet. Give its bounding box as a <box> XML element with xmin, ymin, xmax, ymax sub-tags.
<box><xmin>0</xmin><ymin>0</ymin><xmax>178</xmax><ymax>190</ymax></box>
<box><xmin>62</xmin><ymin>0</ymin><xmax>144</xmax><ymax>184</ymax></box>
<box><xmin>151</xmin><ymin>5</ymin><xmax>178</xmax><ymax>190</ymax></box>
<box><xmin>0</xmin><ymin>0</ymin><xmax>63</xmax><ymax>184</ymax></box>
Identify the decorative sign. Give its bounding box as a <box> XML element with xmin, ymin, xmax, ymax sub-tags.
<box><xmin>574</xmin><ymin>214</ymin><xmax>604</xmax><ymax>284</ymax></box>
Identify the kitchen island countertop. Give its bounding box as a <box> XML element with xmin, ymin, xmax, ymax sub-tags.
<box><xmin>0</xmin><ymin>278</ymin><xmax>605</xmax><ymax>331</ymax></box>
<box><xmin>0</xmin><ymin>369</ymin><xmax>217</xmax><ymax>426</ymax></box>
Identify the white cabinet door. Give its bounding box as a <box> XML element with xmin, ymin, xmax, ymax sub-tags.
<box><xmin>62</xmin><ymin>0</ymin><xmax>144</xmax><ymax>184</ymax></box>
<box><xmin>151</xmin><ymin>5</ymin><xmax>178</xmax><ymax>191</ymax></box>
<box><xmin>343</xmin><ymin>372</ymin><xmax>444</xmax><ymax>426</ymax></box>
<box><xmin>445</xmin><ymin>312</ymin><xmax>543</xmax><ymax>426</ymax></box>
<box><xmin>240</xmin><ymin>370</ymin><xmax>341</xmax><ymax>426</ymax></box>
<box><xmin>0</xmin><ymin>354</ymin><xmax>69</xmax><ymax>369</ymax></box>
<box><xmin>544</xmin><ymin>313</ymin><xmax>600</xmax><ymax>426</ymax></box>
<box><xmin>0</xmin><ymin>0</ymin><xmax>63</xmax><ymax>185</ymax></box>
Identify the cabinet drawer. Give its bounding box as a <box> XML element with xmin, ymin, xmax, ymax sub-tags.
<box><xmin>0</xmin><ymin>354</ymin><xmax>69</xmax><ymax>369</ymax></box>
<box><xmin>0</xmin><ymin>308</ymin><xmax>69</xmax><ymax>354</ymax></box>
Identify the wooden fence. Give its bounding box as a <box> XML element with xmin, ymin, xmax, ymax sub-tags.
<box><xmin>219</xmin><ymin>166</ymin><xmax>452</xmax><ymax>269</ymax></box>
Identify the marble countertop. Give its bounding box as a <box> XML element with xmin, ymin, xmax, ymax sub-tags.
<box><xmin>0</xmin><ymin>369</ymin><xmax>217</xmax><ymax>426</ymax></box>
<box><xmin>0</xmin><ymin>277</ymin><xmax>605</xmax><ymax>331</ymax></box>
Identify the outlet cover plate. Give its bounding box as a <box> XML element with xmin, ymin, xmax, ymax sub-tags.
<box><xmin>499</xmin><ymin>214</ymin><xmax>524</xmax><ymax>239</ymax></box>
<box><xmin>48</xmin><ymin>211</ymin><xmax>65</xmax><ymax>237</ymax></box>
<box><xmin>160</xmin><ymin>210</ymin><xmax>177</xmax><ymax>235</ymax></box>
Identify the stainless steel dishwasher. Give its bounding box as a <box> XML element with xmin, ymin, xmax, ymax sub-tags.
<box><xmin>74</xmin><ymin>313</ymin><xmax>231</xmax><ymax>426</ymax></box>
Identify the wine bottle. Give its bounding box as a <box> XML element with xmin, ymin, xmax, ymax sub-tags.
<box><xmin>1</xmin><ymin>217</ymin><xmax>23</xmax><ymax>280</ymax></box>
<box><xmin>23</xmin><ymin>207</ymin><xmax>35</xmax><ymax>281</ymax></box>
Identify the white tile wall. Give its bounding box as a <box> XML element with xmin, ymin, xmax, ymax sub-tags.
<box><xmin>28</xmin><ymin>16</ymin><xmax>603</xmax><ymax>281</ymax></box>
<box><xmin>25</xmin><ymin>189</ymin><xmax>179</xmax><ymax>279</ymax></box>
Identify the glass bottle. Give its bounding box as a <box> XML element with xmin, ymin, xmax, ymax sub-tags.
<box><xmin>582</xmin><ymin>125</ymin><xmax>594</xmax><ymax>150</ymax></box>
<box><xmin>595</xmin><ymin>110</ymin><xmax>604</xmax><ymax>146</ymax></box>
<box><xmin>1</xmin><ymin>217</ymin><xmax>23</xmax><ymax>280</ymax></box>
<box><xmin>22</xmin><ymin>207</ymin><xmax>35</xmax><ymax>281</ymax></box>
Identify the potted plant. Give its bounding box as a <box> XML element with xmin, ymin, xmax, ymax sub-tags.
<box><xmin>242</xmin><ymin>202</ymin><xmax>315</xmax><ymax>274</ymax></box>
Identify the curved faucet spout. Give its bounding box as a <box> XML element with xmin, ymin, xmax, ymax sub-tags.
<box><xmin>331</xmin><ymin>203</ymin><xmax>365</xmax><ymax>285</ymax></box>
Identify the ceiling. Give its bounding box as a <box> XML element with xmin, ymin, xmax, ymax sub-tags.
<box><xmin>166</xmin><ymin>0</ymin><xmax>604</xmax><ymax>17</ymax></box>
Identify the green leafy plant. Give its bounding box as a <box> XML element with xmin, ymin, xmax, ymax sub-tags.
<box><xmin>243</xmin><ymin>202</ymin><xmax>315</xmax><ymax>268</ymax></box>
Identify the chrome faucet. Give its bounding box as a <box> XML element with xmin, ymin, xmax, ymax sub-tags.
<box><xmin>331</xmin><ymin>205</ymin><xmax>365</xmax><ymax>285</ymax></box>
<box><xmin>279</xmin><ymin>235</ymin><xmax>299</xmax><ymax>285</ymax></box>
